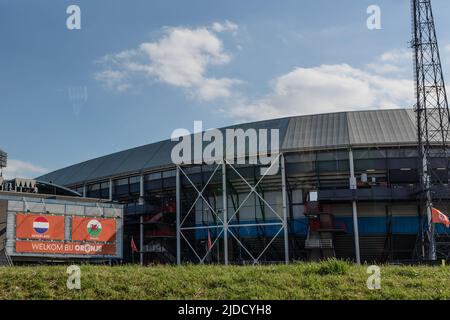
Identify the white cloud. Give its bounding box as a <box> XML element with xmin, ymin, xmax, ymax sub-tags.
<box><xmin>195</xmin><ymin>77</ymin><xmax>242</xmax><ymax>101</ymax></box>
<box><xmin>222</xmin><ymin>47</ymin><xmax>417</xmax><ymax>121</ymax></box>
<box><xmin>211</xmin><ymin>20</ymin><xmax>238</xmax><ymax>34</ymax></box>
<box><xmin>365</xmin><ymin>48</ymin><xmax>412</xmax><ymax>76</ymax></box>
<box><xmin>224</xmin><ymin>64</ymin><xmax>414</xmax><ymax>121</ymax></box>
<box><xmin>96</xmin><ymin>34</ymin><xmax>418</xmax><ymax>123</ymax></box>
<box><xmin>379</xmin><ymin>48</ymin><xmax>412</xmax><ymax>63</ymax></box>
<box><xmin>94</xmin><ymin>70</ymin><xmax>130</xmax><ymax>92</ymax></box>
<box><xmin>366</xmin><ymin>63</ymin><xmax>401</xmax><ymax>75</ymax></box>
<box><xmin>95</xmin><ymin>21</ymin><xmax>241</xmax><ymax>101</ymax></box>
<box><xmin>2</xmin><ymin>159</ymin><xmax>47</xmax><ymax>180</ymax></box>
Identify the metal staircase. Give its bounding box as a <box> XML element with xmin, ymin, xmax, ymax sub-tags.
<box><xmin>143</xmin><ymin>198</ymin><xmax>177</xmax><ymax>264</ymax></box>
<box><xmin>304</xmin><ymin>197</ymin><xmax>346</xmax><ymax>261</ymax></box>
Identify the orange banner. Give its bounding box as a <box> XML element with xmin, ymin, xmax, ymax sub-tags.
<box><xmin>16</xmin><ymin>241</ymin><xmax>116</xmax><ymax>255</ymax></box>
<box><xmin>16</xmin><ymin>214</ymin><xmax>65</xmax><ymax>240</ymax></box>
<box><xmin>72</xmin><ymin>217</ymin><xmax>116</xmax><ymax>242</ymax></box>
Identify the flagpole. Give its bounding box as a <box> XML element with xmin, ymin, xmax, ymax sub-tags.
<box><xmin>131</xmin><ymin>236</ymin><xmax>136</xmax><ymax>264</ymax></box>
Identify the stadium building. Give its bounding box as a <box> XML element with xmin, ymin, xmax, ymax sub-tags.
<box><xmin>37</xmin><ymin>109</ymin><xmax>450</xmax><ymax>265</ymax></box>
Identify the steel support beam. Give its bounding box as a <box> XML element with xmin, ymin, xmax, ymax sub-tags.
<box><xmin>224</xmin><ymin>156</ymin><xmax>284</xmax><ymax>265</ymax></box>
<box><xmin>176</xmin><ymin>155</ymin><xmax>284</xmax><ymax>265</ymax></box>
<box><xmin>349</xmin><ymin>148</ymin><xmax>361</xmax><ymax>265</ymax></box>
<box><xmin>281</xmin><ymin>153</ymin><xmax>289</xmax><ymax>264</ymax></box>
<box><xmin>109</xmin><ymin>178</ymin><xmax>113</xmax><ymax>201</ymax></box>
<box><xmin>176</xmin><ymin>166</ymin><xmax>181</xmax><ymax>265</ymax></box>
<box><xmin>139</xmin><ymin>174</ymin><xmax>145</xmax><ymax>205</ymax></box>
<box><xmin>222</xmin><ymin>160</ymin><xmax>229</xmax><ymax>265</ymax></box>
<box><xmin>139</xmin><ymin>215</ymin><xmax>144</xmax><ymax>265</ymax></box>
<box><xmin>422</xmin><ymin>149</ymin><xmax>436</xmax><ymax>260</ymax></box>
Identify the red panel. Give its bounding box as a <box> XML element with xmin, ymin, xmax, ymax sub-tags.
<box><xmin>16</xmin><ymin>214</ymin><xmax>65</xmax><ymax>240</ymax></box>
<box><xmin>72</xmin><ymin>217</ymin><xmax>116</xmax><ymax>242</ymax></box>
<box><xmin>16</xmin><ymin>241</ymin><xmax>116</xmax><ymax>255</ymax></box>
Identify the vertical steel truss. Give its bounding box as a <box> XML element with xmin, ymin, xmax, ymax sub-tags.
<box><xmin>176</xmin><ymin>154</ymin><xmax>289</xmax><ymax>265</ymax></box>
<box><xmin>412</xmin><ymin>0</ymin><xmax>450</xmax><ymax>260</ymax></box>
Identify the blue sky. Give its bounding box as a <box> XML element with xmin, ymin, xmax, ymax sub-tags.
<box><xmin>2</xmin><ymin>0</ymin><xmax>450</xmax><ymax>178</ymax></box>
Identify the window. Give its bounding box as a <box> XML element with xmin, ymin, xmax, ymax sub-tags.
<box><xmin>387</xmin><ymin>148</ymin><xmax>418</xmax><ymax>158</ymax></box>
<box><xmin>89</xmin><ymin>183</ymin><xmax>100</xmax><ymax>191</ymax></box>
<box><xmin>285</xmin><ymin>152</ymin><xmax>316</xmax><ymax>163</ymax></box>
<box><xmin>115</xmin><ymin>178</ymin><xmax>128</xmax><ymax>186</ymax></box>
<box><xmin>317</xmin><ymin>150</ymin><xmax>348</xmax><ymax>161</ymax></box>
<box><xmin>162</xmin><ymin>170</ymin><xmax>176</xmax><ymax>178</ymax></box>
<box><xmin>354</xmin><ymin>148</ymin><xmax>387</xmax><ymax>159</ymax></box>
<box><xmin>185</xmin><ymin>166</ymin><xmax>202</xmax><ymax>174</ymax></box>
<box><xmin>101</xmin><ymin>182</ymin><xmax>109</xmax><ymax>190</ymax></box>
<box><xmin>145</xmin><ymin>172</ymin><xmax>161</xmax><ymax>181</ymax></box>
<box><xmin>354</xmin><ymin>159</ymin><xmax>387</xmax><ymax>171</ymax></box>
<box><xmin>73</xmin><ymin>185</ymin><xmax>83</xmax><ymax>193</ymax></box>
<box><xmin>129</xmin><ymin>176</ymin><xmax>140</xmax><ymax>184</ymax></box>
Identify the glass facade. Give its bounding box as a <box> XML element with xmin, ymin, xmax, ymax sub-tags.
<box><xmin>68</xmin><ymin>146</ymin><xmax>450</xmax><ymax>264</ymax></box>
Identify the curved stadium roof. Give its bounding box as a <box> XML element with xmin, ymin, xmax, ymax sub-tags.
<box><xmin>38</xmin><ymin>109</ymin><xmax>419</xmax><ymax>187</ymax></box>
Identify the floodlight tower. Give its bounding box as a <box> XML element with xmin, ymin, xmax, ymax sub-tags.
<box><xmin>0</xmin><ymin>149</ymin><xmax>7</xmax><ymax>177</ymax></box>
<box><xmin>411</xmin><ymin>0</ymin><xmax>450</xmax><ymax>261</ymax></box>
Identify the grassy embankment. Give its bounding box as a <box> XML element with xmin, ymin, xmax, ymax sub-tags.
<box><xmin>0</xmin><ymin>259</ymin><xmax>448</xmax><ymax>300</ymax></box>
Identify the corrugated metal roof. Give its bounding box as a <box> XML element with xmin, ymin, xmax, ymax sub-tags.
<box><xmin>282</xmin><ymin>112</ymin><xmax>349</xmax><ymax>151</ymax></box>
<box><xmin>347</xmin><ymin>109</ymin><xmax>416</xmax><ymax>146</ymax></box>
<box><xmin>38</xmin><ymin>109</ymin><xmax>420</xmax><ymax>186</ymax></box>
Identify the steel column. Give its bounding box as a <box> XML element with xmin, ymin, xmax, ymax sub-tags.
<box><xmin>109</xmin><ymin>178</ymin><xmax>113</xmax><ymax>201</ymax></box>
<box><xmin>281</xmin><ymin>153</ymin><xmax>289</xmax><ymax>264</ymax></box>
<box><xmin>139</xmin><ymin>215</ymin><xmax>144</xmax><ymax>265</ymax></box>
<box><xmin>139</xmin><ymin>174</ymin><xmax>144</xmax><ymax>205</ymax></box>
<box><xmin>349</xmin><ymin>148</ymin><xmax>361</xmax><ymax>265</ymax></box>
<box><xmin>422</xmin><ymin>149</ymin><xmax>436</xmax><ymax>260</ymax></box>
<box><xmin>222</xmin><ymin>160</ymin><xmax>229</xmax><ymax>265</ymax></box>
<box><xmin>176</xmin><ymin>166</ymin><xmax>181</xmax><ymax>265</ymax></box>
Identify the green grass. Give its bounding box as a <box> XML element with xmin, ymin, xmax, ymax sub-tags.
<box><xmin>0</xmin><ymin>259</ymin><xmax>449</xmax><ymax>300</ymax></box>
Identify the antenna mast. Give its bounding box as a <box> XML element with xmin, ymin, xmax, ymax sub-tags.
<box><xmin>411</xmin><ymin>0</ymin><xmax>450</xmax><ymax>261</ymax></box>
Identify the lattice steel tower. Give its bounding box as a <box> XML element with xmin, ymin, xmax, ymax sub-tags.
<box><xmin>0</xmin><ymin>149</ymin><xmax>6</xmax><ymax>177</ymax></box>
<box><xmin>411</xmin><ymin>0</ymin><xmax>450</xmax><ymax>261</ymax></box>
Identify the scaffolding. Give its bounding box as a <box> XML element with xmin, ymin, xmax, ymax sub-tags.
<box><xmin>175</xmin><ymin>155</ymin><xmax>289</xmax><ymax>265</ymax></box>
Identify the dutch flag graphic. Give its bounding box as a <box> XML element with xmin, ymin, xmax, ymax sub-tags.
<box><xmin>33</xmin><ymin>216</ymin><xmax>49</xmax><ymax>234</ymax></box>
